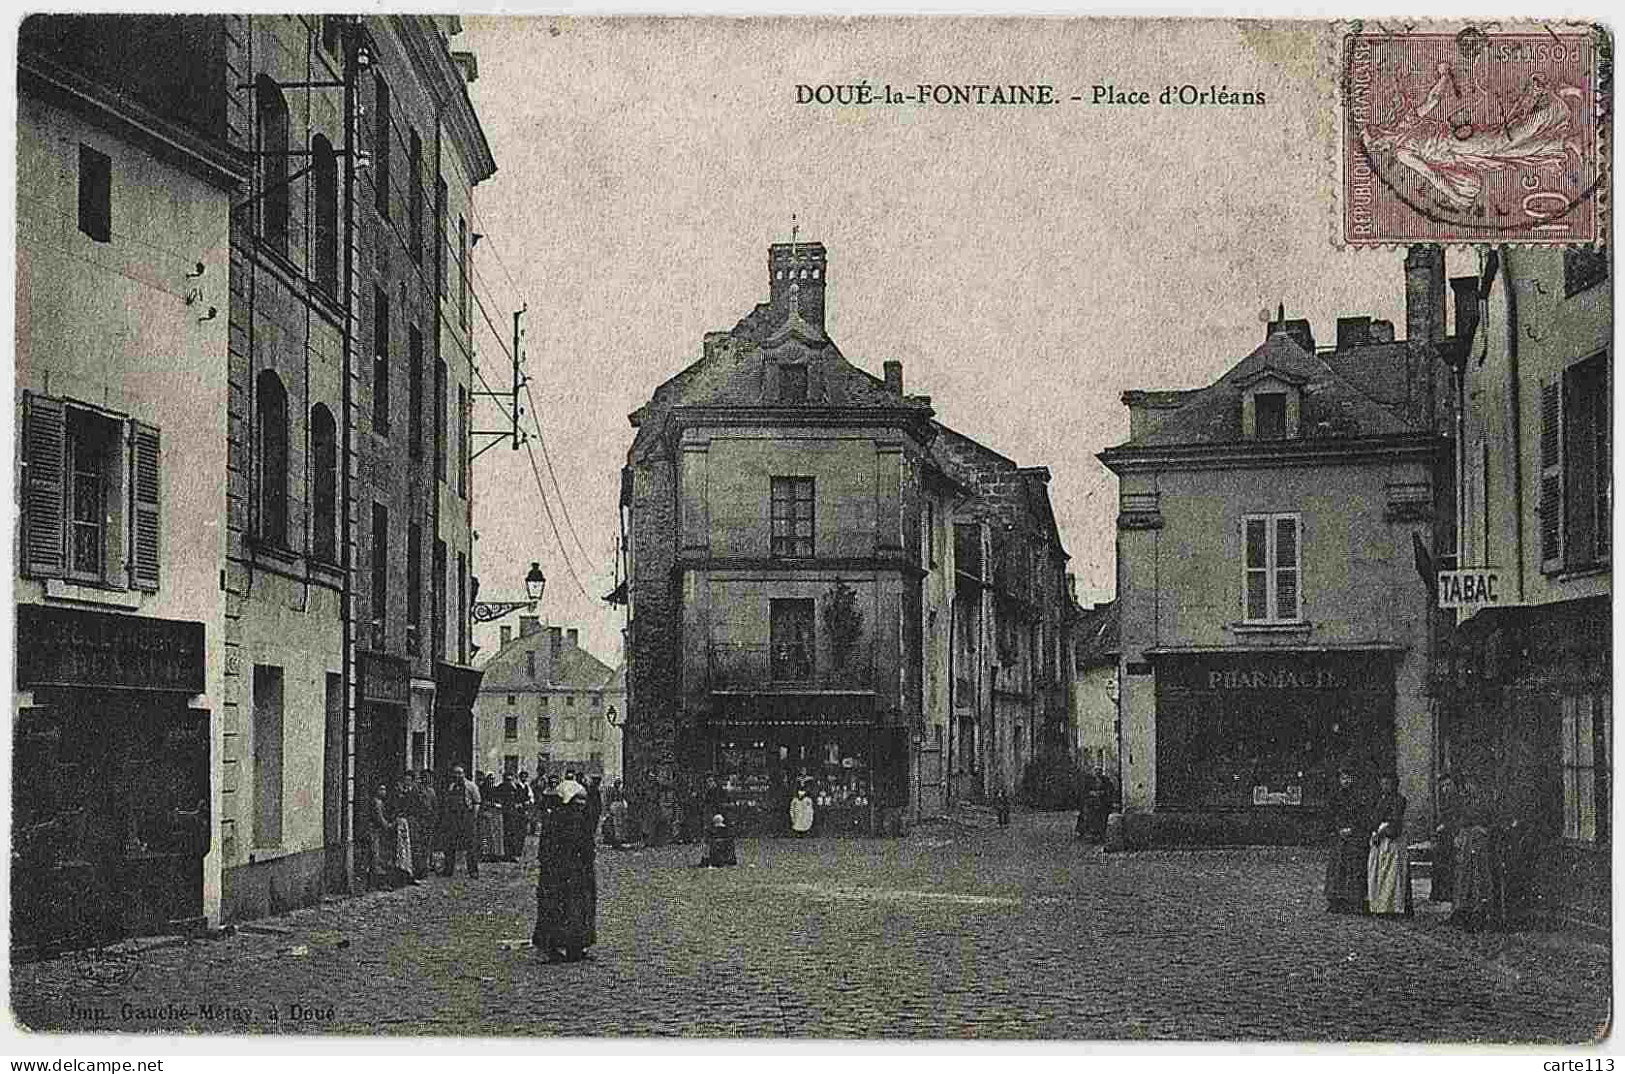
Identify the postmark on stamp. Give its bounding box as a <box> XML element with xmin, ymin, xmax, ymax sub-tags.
<box><xmin>1341</xmin><ymin>24</ymin><xmax>1608</xmax><ymax>245</ymax></box>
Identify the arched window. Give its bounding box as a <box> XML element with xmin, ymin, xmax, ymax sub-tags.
<box><xmin>311</xmin><ymin>403</ymin><xmax>337</xmax><ymax>561</ymax></box>
<box><xmin>312</xmin><ymin>134</ymin><xmax>338</xmax><ymax>297</ymax></box>
<box><xmin>256</xmin><ymin>75</ymin><xmax>290</xmax><ymax>255</ymax></box>
<box><xmin>255</xmin><ymin>369</ymin><xmax>289</xmax><ymax>546</ymax></box>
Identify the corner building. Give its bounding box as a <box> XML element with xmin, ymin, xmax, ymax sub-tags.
<box><xmin>621</xmin><ymin>240</ymin><xmax>1072</xmax><ymax>835</ymax></box>
<box><xmin>1101</xmin><ymin>263</ymin><xmax>1456</xmax><ymax>842</ymax></box>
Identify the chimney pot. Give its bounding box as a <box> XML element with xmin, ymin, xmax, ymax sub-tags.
<box><xmin>883</xmin><ymin>360</ymin><xmax>903</xmax><ymax>395</ymax></box>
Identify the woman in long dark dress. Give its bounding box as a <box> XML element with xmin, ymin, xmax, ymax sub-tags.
<box><xmin>533</xmin><ymin>782</ymin><xmax>597</xmax><ymax>963</ymax></box>
<box><xmin>1324</xmin><ymin>767</ymin><xmax>1369</xmax><ymax>913</ymax></box>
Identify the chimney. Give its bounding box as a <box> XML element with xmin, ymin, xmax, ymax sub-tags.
<box><xmin>767</xmin><ymin>241</ymin><xmax>827</xmax><ymax>333</ymax></box>
<box><xmin>1267</xmin><ymin>315</ymin><xmax>1317</xmax><ymax>354</ymax></box>
<box><xmin>1369</xmin><ymin>319</ymin><xmax>1396</xmax><ymax>344</ymax></box>
<box><xmin>566</xmin><ymin>628</ymin><xmax>579</xmax><ymax>650</ymax></box>
<box><xmin>500</xmin><ymin>625</ymin><xmax>512</xmax><ymax>648</ymax></box>
<box><xmin>883</xmin><ymin>360</ymin><xmax>903</xmax><ymax>395</ymax></box>
<box><xmin>1450</xmin><ymin>276</ymin><xmax>1481</xmax><ymax>352</ymax></box>
<box><xmin>1335</xmin><ymin>316</ymin><xmax>1372</xmax><ymax>351</ymax></box>
<box><xmin>519</xmin><ymin>615</ymin><xmax>541</xmax><ymax>638</ymax></box>
<box><xmin>1405</xmin><ymin>244</ymin><xmax>1446</xmax><ymax>343</ymax></box>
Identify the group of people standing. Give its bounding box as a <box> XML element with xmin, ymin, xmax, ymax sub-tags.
<box><xmin>1324</xmin><ymin>768</ymin><xmax>1412</xmax><ymax>916</ymax></box>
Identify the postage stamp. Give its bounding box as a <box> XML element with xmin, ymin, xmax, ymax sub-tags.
<box><xmin>1341</xmin><ymin>25</ymin><xmax>1607</xmax><ymax>245</ymax></box>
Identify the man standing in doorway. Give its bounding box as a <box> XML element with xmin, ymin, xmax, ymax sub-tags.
<box><xmin>439</xmin><ymin>764</ymin><xmax>482</xmax><ymax>878</ymax></box>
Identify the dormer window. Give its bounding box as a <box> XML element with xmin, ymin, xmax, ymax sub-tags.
<box><xmin>1255</xmin><ymin>392</ymin><xmax>1286</xmax><ymax>440</ymax></box>
<box><xmin>780</xmin><ymin>364</ymin><xmax>808</xmax><ymax>404</ymax></box>
<box><xmin>1241</xmin><ymin>374</ymin><xmax>1302</xmax><ymax>440</ymax></box>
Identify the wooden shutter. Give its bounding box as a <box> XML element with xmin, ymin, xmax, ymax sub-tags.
<box><xmin>1274</xmin><ymin>516</ymin><xmax>1300</xmax><ymax>621</ymax></box>
<box><xmin>1540</xmin><ymin>378</ymin><xmax>1564</xmax><ymax>568</ymax></box>
<box><xmin>22</xmin><ymin>393</ymin><xmax>67</xmax><ymax>579</ymax></box>
<box><xmin>131</xmin><ymin>420</ymin><xmax>161</xmax><ymax>591</ymax></box>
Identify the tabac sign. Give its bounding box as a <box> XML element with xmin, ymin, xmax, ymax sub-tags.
<box><xmin>1437</xmin><ymin>569</ymin><xmax>1505</xmax><ymax>611</ymax></box>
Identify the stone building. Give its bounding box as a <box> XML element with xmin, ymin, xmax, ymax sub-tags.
<box><xmin>472</xmin><ymin>619</ymin><xmax>625</xmax><ymax>784</ymax></box>
<box><xmin>14</xmin><ymin>15</ymin><xmax>498</xmax><ymax>934</ymax></box>
<box><xmin>1100</xmin><ymin>252</ymin><xmax>1461</xmax><ymax>844</ymax></box>
<box><xmin>619</xmin><ymin>238</ymin><xmax>1072</xmax><ymax>835</ymax></box>
<box><xmin>1435</xmin><ymin>245</ymin><xmax>1610</xmax><ymax>930</ymax></box>
<box><xmin>15</xmin><ymin>16</ymin><xmax>243</xmax><ymax>951</ymax></box>
<box><xmin>216</xmin><ymin>14</ymin><xmax>493</xmax><ymax>918</ymax></box>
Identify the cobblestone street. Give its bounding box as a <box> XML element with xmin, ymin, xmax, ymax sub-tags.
<box><xmin>10</xmin><ymin>813</ymin><xmax>1611</xmax><ymax>1042</ymax></box>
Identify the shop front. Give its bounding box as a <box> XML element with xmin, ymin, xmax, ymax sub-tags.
<box><xmin>358</xmin><ymin>652</ymin><xmax>410</xmax><ymax>806</ymax></box>
<box><xmin>13</xmin><ymin>606</ymin><xmax>210</xmax><ymax>955</ymax></box>
<box><xmin>1151</xmin><ymin>649</ymin><xmax>1399</xmax><ymax>841</ymax></box>
<box><xmin>1436</xmin><ymin>596</ymin><xmax>1610</xmax><ymax>932</ymax></box>
<box><xmin>704</xmin><ymin>695</ymin><xmax>906</xmax><ymax>836</ymax></box>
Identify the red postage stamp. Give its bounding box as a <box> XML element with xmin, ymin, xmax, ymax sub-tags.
<box><xmin>1342</xmin><ymin>26</ymin><xmax>1606</xmax><ymax>245</ymax></box>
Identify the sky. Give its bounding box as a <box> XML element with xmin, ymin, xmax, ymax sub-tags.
<box><xmin>455</xmin><ymin>16</ymin><xmax>1456</xmax><ymax>667</ymax></box>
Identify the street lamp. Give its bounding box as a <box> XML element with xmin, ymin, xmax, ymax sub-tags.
<box><xmin>470</xmin><ymin>561</ymin><xmax>547</xmax><ymax>622</ymax></box>
<box><xmin>605</xmin><ymin>704</ymin><xmax>620</xmax><ymax>729</ymax></box>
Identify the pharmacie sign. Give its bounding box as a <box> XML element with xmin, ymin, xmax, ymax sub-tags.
<box><xmin>1437</xmin><ymin>568</ymin><xmax>1504</xmax><ymax>610</ymax></box>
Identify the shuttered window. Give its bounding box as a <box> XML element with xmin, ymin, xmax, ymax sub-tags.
<box><xmin>1541</xmin><ymin>354</ymin><xmax>1611</xmax><ymax>572</ymax></box>
<box><xmin>21</xmin><ymin>394</ymin><xmax>159</xmax><ymax>591</ymax></box>
<box><xmin>1243</xmin><ymin>513</ymin><xmax>1301</xmax><ymax>623</ymax></box>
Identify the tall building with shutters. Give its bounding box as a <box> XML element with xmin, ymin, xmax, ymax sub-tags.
<box><xmin>15</xmin><ymin>15</ymin><xmax>242</xmax><ymax>951</ymax></box>
<box><xmin>14</xmin><ymin>15</ymin><xmax>496</xmax><ymax>943</ymax></box>
<box><xmin>619</xmin><ymin>238</ymin><xmax>1073</xmax><ymax>836</ymax></box>
<box><xmin>1100</xmin><ymin>255</ymin><xmax>1457</xmax><ymax>844</ymax></box>
<box><xmin>1435</xmin><ymin>246</ymin><xmax>1611</xmax><ymax>931</ymax></box>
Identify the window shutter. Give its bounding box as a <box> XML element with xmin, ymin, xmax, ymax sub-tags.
<box><xmin>1275</xmin><ymin>516</ymin><xmax>1300</xmax><ymax>621</ymax></box>
<box><xmin>22</xmin><ymin>393</ymin><xmax>68</xmax><ymax>579</ymax></box>
<box><xmin>1540</xmin><ymin>378</ymin><xmax>1564</xmax><ymax>568</ymax></box>
<box><xmin>131</xmin><ymin>420</ymin><xmax>161</xmax><ymax>591</ymax></box>
<box><xmin>1243</xmin><ymin>517</ymin><xmax>1268</xmax><ymax>620</ymax></box>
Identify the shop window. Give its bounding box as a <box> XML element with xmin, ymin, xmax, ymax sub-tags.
<box><xmin>563</xmin><ymin>718</ymin><xmax>578</xmax><ymax>742</ymax></box>
<box><xmin>771</xmin><ymin>477</ymin><xmax>814</xmax><ymax>558</ymax></box>
<box><xmin>77</xmin><ymin>143</ymin><xmax>110</xmax><ymax>243</ymax></box>
<box><xmin>504</xmin><ymin>716</ymin><xmax>518</xmax><ymax>741</ymax></box>
<box><xmin>373</xmin><ymin>75</ymin><xmax>390</xmax><ymax>219</ymax></box>
<box><xmin>311</xmin><ymin>404</ymin><xmax>337</xmax><ymax>562</ymax></box>
<box><xmin>538</xmin><ymin>716</ymin><xmax>551</xmax><ymax>741</ymax></box>
<box><xmin>1561</xmin><ymin>693</ymin><xmax>1609</xmax><ymax>843</ymax></box>
<box><xmin>1243</xmin><ymin>513</ymin><xmax>1301</xmax><ymax>623</ymax></box>
<box><xmin>770</xmin><ymin>599</ymin><xmax>815</xmax><ymax>681</ymax></box>
<box><xmin>256</xmin><ymin>74</ymin><xmax>289</xmax><ymax>256</ymax></box>
<box><xmin>503</xmin><ymin>755</ymin><xmax>519</xmax><ymax>777</ymax></box>
<box><xmin>311</xmin><ymin>134</ymin><xmax>338</xmax><ymax>297</ymax></box>
<box><xmin>1541</xmin><ymin>353</ymin><xmax>1610</xmax><ymax>571</ymax></box>
<box><xmin>372</xmin><ymin>292</ymin><xmax>390</xmax><ymax>435</ymax></box>
<box><xmin>253</xmin><ymin>665</ymin><xmax>285</xmax><ymax>847</ymax></box>
<box><xmin>255</xmin><ymin>370</ymin><xmax>289</xmax><ymax>548</ymax></box>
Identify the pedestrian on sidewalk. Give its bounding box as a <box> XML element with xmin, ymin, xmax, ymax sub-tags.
<box><xmin>477</xmin><ymin>773</ymin><xmax>506</xmax><ymax>863</ymax></box>
<box><xmin>497</xmin><ymin>772</ymin><xmax>529</xmax><ymax>862</ymax></box>
<box><xmin>390</xmin><ymin>774</ymin><xmax>419</xmax><ymax>886</ymax></box>
<box><xmin>533</xmin><ymin>777</ymin><xmax>597</xmax><ymax>963</ymax></box>
<box><xmin>1366</xmin><ymin>772</ymin><xmax>1410</xmax><ymax>916</ymax></box>
<box><xmin>699</xmin><ymin>813</ymin><xmax>737</xmax><ymax>867</ymax></box>
<box><xmin>586</xmin><ymin>774</ymin><xmax>604</xmax><ymax>837</ymax></box>
<box><xmin>790</xmin><ymin>785</ymin><xmax>815</xmax><ymax>837</ymax></box>
<box><xmin>367</xmin><ymin>782</ymin><xmax>394</xmax><ymax>890</ymax></box>
<box><xmin>1324</xmin><ymin>765</ymin><xmax>1369</xmax><ymax>913</ymax></box>
<box><xmin>1431</xmin><ymin>769</ymin><xmax>1458</xmax><ymax>903</ymax></box>
<box><xmin>439</xmin><ymin>765</ymin><xmax>481</xmax><ymax>878</ymax></box>
<box><xmin>604</xmin><ymin>778</ymin><xmax>629</xmax><ymax>848</ymax></box>
<box><xmin>995</xmin><ymin>790</ymin><xmax>1011</xmax><ymax>828</ymax></box>
<box><xmin>411</xmin><ymin>770</ymin><xmax>438</xmax><ymax>879</ymax></box>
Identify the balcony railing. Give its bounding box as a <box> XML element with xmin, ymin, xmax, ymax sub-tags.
<box><xmin>708</xmin><ymin>642</ymin><xmax>874</xmax><ymax>692</ymax></box>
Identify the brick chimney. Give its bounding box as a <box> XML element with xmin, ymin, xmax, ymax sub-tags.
<box><xmin>500</xmin><ymin>625</ymin><xmax>512</xmax><ymax>648</ymax></box>
<box><xmin>566</xmin><ymin>628</ymin><xmax>579</xmax><ymax>650</ymax></box>
<box><xmin>518</xmin><ymin>615</ymin><xmax>541</xmax><ymax>638</ymax></box>
<box><xmin>1335</xmin><ymin>316</ymin><xmax>1372</xmax><ymax>350</ymax></box>
<box><xmin>1405</xmin><ymin>245</ymin><xmax>1446</xmax><ymax>343</ymax></box>
<box><xmin>883</xmin><ymin>360</ymin><xmax>903</xmax><ymax>395</ymax></box>
<box><xmin>1369</xmin><ymin>319</ymin><xmax>1396</xmax><ymax>343</ymax></box>
<box><xmin>768</xmin><ymin>241</ymin><xmax>827</xmax><ymax>333</ymax></box>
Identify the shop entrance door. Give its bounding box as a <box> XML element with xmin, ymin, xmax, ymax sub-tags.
<box><xmin>359</xmin><ymin>704</ymin><xmax>407</xmax><ymax>809</ymax></box>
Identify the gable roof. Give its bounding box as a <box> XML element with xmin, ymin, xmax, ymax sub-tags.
<box><xmin>478</xmin><ymin>632</ymin><xmax>616</xmax><ymax>693</ymax></box>
<box><xmin>1119</xmin><ymin>330</ymin><xmax>1422</xmax><ymax>449</ymax></box>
